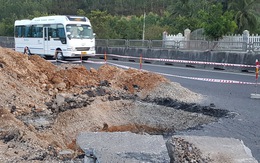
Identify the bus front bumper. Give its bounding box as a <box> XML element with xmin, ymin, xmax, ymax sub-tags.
<box><xmin>64</xmin><ymin>50</ymin><xmax>96</xmax><ymax>58</ymax></box>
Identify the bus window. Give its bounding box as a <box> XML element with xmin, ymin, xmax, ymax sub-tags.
<box><xmin>15</xmin><ymin>26</ymin><xmax>22</xmax><ymax>37</ymax></box>
<box><xmin>57</xmin><ymin>24</ymin><xmax>65</xmax><ymax>38</ymax></box>
<box><xmin>57</xmin><ymin>24</ymin><xmax>66</xmax><ymax>44</ymax></box>
<box><xmin>66</xmin><ymin>24</ymin><xmax>93</xmax><ymax>39</ymax></box>
<box><xmin>82</xmin><ymin>26</ymin><xmax>94</xmax><ymax>39</ymax></box>
<box><xmin>15</xmin><ymin>26</ymin><xmax>27</xmax><ymax>37</ymax></box>
<box><xmin>24</xmin><ymin>26</ymin><xmax>32</xmax><ymax>37</ymax></box>
<box><xmin>48</xmin><ymin>24</ymin><xmax>57</xmax><ymax>38</ymax></box>
<box><xmin>31</xmin><ymin>25</ymin><xmax>43</xmax><ymax>38</ymax></box>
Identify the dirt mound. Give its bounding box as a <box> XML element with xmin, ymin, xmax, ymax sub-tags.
<box><xmin>0</xmin><ymin>47</ymin><xmax>221</xmax><ymax>162</ymax></box>
<box><xmin>97</xmin><ymin>65</ymin><xmax>168</xmax><ymax>93</ymax></box>
<box><xmin>0</xmin><ymin>47</ymin><xmax>169</xmax><ymax>109</ymax></box>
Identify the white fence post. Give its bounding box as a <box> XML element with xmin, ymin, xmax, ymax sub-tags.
<box><xmin>162</xmin><ymin>31</ymin><xmax>168</xmax><ymax>47</ymax></box>
<box><xmin>184</xmin><ymin>29</ymin><xmax>191</xmax><ymax>41</ymax></box>
<box><xmin>184</xmin><ymin>28</ymin><xmax>191</xmax><ymax>49</ymax></box>
<box><xmin>243</xmin><ymin>30</ymin><xmax>249</xmax><ymax>51</ymax></box>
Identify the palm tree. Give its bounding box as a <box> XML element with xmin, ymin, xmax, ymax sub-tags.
<box><xmin>170</xmin><ymin>0</ymin><xmax>214</xmax><ymax>18</ymax></box>
<box><xmin>169</xmin><ymin>0</ymin><xmax>192</xmax><ymax>17</ymax></box>
<box><xmin>228</xmin><ymin>0</ymin><xmax>260</xmax><ymax>33</ymax></box>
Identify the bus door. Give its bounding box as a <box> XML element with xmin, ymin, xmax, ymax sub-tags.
<box><xmin>43</xmin><ymin>26</ymin><xmax>50</xmax><ymax>55</ymax></box>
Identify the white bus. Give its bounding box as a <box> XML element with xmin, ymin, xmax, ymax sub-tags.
<box><xmin>14</xmin><ymin>15</ymin><xmax>96</xmax><ymax>60</ymax></box>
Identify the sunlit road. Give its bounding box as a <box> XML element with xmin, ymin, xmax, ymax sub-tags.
<box><xmin>84</xmin><ymin>59</ymin><xmax>260</xmax><ymax>161</ymax></box>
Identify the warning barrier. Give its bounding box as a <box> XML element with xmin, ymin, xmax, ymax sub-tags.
<box><xmin>107</xmin><ymin>62</ymin><xmax>260</xmax><ymax>85</ymax></box>
<box><xmin>250</xmin><ymin>59</ymin><xmax>260</xmax><ymax>98</ymax></box>
<box><xmin>96</xmin><ymin>53</ymin><xmax>256</xmax><ymax>68</ymax></box>
<box><xmin>47</xmin><ymin>53</ymin><xmax>259</xmax><ymax>85</ymax></box>
<box><xmin>256</xmin><ymin>59</ymin><xmax>259</xmax><ymax>80</ymax></box>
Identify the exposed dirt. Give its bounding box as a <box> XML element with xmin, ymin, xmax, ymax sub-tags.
<box><xmin>0</xmin><ymin>47</ymin><xmax>230</xmax><ymax>162</ymax></box>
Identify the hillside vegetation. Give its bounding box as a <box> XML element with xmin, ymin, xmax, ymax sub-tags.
<box><xmin>0</xmin><ymin>0</ymin><xmax>260</xmax><ymax>40</ymax></box>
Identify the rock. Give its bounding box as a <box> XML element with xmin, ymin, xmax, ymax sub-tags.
<box><xmin>84</xmin><ymin>90</ymin><xmax>96</xmax><ymax>97</ymax></box>
<box><xmin>28</xmin><ymin>103</ymin><xmax>36</xmax><ymax>108</ymax></box>
<box><xmin>55</xmin><ymin>82</ymin><xmax>66</xmax><ymax>91</ymax></box>
<box><xmin>95</xmin><ymin>87</ymin><xmax>106</xmax><ymax>96</ymax></box>
<box><xmin>90</xmin><ymin>68</ymin><xmax>97</xmax><ymax>74</ymax></box>
<box><xmin>41</xmin><ymin>83</ymin><xmax>47</xmax><ymax>90</ymax></box>
<box><xmin>58</xmin><ymin>149</ymin><xmax>74</xmax><ymax>160</ymax></box>
<box><xmin>10</xmin><ymin>106</ymin><xmax>16</xmax><ymax>113</ymax></box>
<box><xmin>46</xmin><ymin>84</ymin><xmax>54</xmax><ymax>90</ymax></box>
<box><xmin>54</xmin><ymin>88</ymin><xmax>59</xmax><ymax>94</ymax></box>
<box><xmin>99</xmin><ymin>80</ymin><xmax>110</xmax><ymax>87</ymax></box>
<box><xmin>55</xmin><ymin>94</ymin><xmax>66</xmax><ymax>106</ymax></box>
<box><xmin>16</xmin><ymin>107</ymin><xmax>31</xmax><ymax>115</ymax></box>
<box><xmin>34</xmin><ymin>107</ymin><xmax>46</xmax><ymax>113</ymax></box>
<box><xmin>167</xmin><ymin>136</ymin><xmax>258</xmax><ymax>163</ymax></box>
<box><xmin>77</xmin><ymin>132</ymin><xmax>170</xmax><ymax>163</ymax></box>
<box><xmin>51</xmin><ymin>76</ymin><xmax>63</xmax><ymax>84</ymax></box>
<box><xmin>0</xmin><ymin>128</ymin><xmax>21</xmax><ymax>143</ymax></box>
<box><xmin>39</xmin><ymin>74</ymin><xmax>48</xmax><ymax>83</ymax></box>
<box><xmin>48</xmin><ymin>90</ymin><xmax>54</xmax><ymax>96</ymax></box>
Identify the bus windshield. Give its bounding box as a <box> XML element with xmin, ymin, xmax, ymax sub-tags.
<box><xmin>66</xmin><ymin>24</ymin><xmax>94</xmax><ymax>39</ymax></box>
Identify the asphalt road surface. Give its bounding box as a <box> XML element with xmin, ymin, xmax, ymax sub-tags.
<box><xmin>83</xmin><ymin>59</ymin><xmax>260</xmax><ymax>161</ymax></box>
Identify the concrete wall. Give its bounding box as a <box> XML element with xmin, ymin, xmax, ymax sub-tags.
<box><xmin>96</xmin><ymin>46</ymin><xmax>260</xmax><ymax>72</ymax></box>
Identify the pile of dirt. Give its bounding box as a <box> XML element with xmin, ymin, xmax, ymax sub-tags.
<box><xmin>0</xmin><ymin>47</ymin><xmax>227</xmax><ymax>162</ymax></box>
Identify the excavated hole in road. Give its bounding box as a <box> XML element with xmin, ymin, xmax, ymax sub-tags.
<box><xmin>10</xmin><ymin>87</ymin><xmax>234</xmax><ymax>162</ymax></box>
<box><xmin>101</xmin><ymin>98</ymin><xmax>232</xmax><ymax>136</ymax></box>
<box><xmin>41</xmin><ymin>87</ymin><xmax>233</xmax><ymax>137</ymax></box>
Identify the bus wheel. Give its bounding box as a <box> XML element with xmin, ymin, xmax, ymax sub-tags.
<box><xmin>56</xmin><ymin>51</ymin><xmax>64</xmax><ymax>60</ymax></box>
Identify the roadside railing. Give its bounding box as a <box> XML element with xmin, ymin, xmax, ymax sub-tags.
<box><xmin>209</xmin><ymin>41</ymin><xmax>248</xmax><ymax>52</ymax></box>
<box><xmin>178</xmin><ymin>40</ymin><xmax>209</xmax><ymax>51</ymax></box>
<box><xmin>95</xmin><ymin>39</ymin><xmax>258</xmax><ymax>52</ymax></box>
<box><xmin>0</xmin><ymin>36</ymin><xmax>14</xmax><ymax>48</ymax></box>
<box><xmin>0</xmin><ymin>36</ymin><xmax>259</xmax><ymax>52</ymax></box>
<box><xmin>253</xmin><ymin>42</ymin><xmax>260</xmax><ymax>52</ymax></box>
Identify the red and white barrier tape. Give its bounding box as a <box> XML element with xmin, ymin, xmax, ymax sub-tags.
<box><xmin>83</xmin><ymin>60</ymin><xmax>105</xmax><ymax>64</ymax></box>
<box><xmin>107</xmin><ymin>62</ymin><xmax>259</xmax><ymax>85</ymax></box>
<box><xmin>107</xmin><ymin>62</ymin><xmax>131</xmax><ymax>69</ymax></box>
<box><xmin>144</xmin><ymin>58</ymin><xmax>255</xmax><ymax>68</ymax></box>
<box><xmin>47</xmin><ymin>56</ymin><xmax>258</xmax><ymax>85</ymax></box>
<box><xmin>158</xmin><ymin>72</ymin><xmax>258</xmax><ymax>85</ymax></box>
<box><xmin>96</xmin><ymin>53</ymin><xmax>255</xmax><ymax>68</ymax></box>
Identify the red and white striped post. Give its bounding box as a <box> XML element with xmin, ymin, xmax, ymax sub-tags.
<box><xmin>140</xmin><ymin>54</ymin><xmax>143</xmax><ymax>70</ymax></box>
<box><xmin>256</xmin><ymin>59</ymin><xmax>259</xmax><ymax>81</ymax></box>
<box><xmin>251</xmin><ymin>59</ymin><xmax>260</xmax><ymax>98</ymax></box>
<box><xmin>80</xmin><ymin>53</ymin><xmax>83</xmax><ymax>64</ymax></box>
<box><xmin>104</xmin><ymin>51</ymin><xmax>107</xmax><ymax>64</ymax></box>
<box><xmin>255</xmin><ymin>59</ymin><xmax>259</xmax><ymax>94</ymax></box>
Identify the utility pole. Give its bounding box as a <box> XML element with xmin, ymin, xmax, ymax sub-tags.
<box><xmin>142</xmin><ymin>12</ymin><xmax>146</xmax><ymax>41</ymax></box>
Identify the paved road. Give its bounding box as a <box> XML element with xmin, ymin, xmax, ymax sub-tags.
<box><xmin>84</xmin><ymin>59</ymin><xmax>260</xmax><ymax>161</ymax></box>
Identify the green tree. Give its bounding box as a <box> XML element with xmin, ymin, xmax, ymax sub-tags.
<box><xmin>87</xmin><ymin>10</ymin><xmax>114</xmax><ymax>39</ymax></box>
<box><xmin>169</xmin><ymin>0</ymin><xmax>214</xmax><ymax>18</ymax></box>
<box><xmin>0</xmin><ymin>17</ymin><xmax>16</xmax><ymax>36</ymax></box>
<box><xmin>145</xmin><ymin>25</ymin><xmax>165</xmax><ymax>40</ymax></box>
<box><xmin>199</xmin><ymin>3</ymin><xmax>237</xmax><ymax>40</ymax></box>
<box><xmin>228</xmin><ymin>0</ymin><xmax>260</xmax><ymax>33</ymax></box>
<box><xmin>166</xmin><ymin>0</ymin><xmax>213</xmax><ymax>34</ymax></box>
